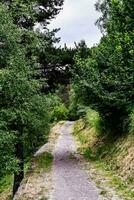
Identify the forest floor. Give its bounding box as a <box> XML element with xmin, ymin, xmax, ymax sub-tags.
<box><xmin>14</xmin><ymin>121</ymin><xmax>126</xmax><ymax>200</ymax></box>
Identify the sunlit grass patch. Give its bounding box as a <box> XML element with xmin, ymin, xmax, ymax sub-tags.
<box><xmin>0</xmin><ymin>175</ymin><xmax>13</xmax><ymax>200</ymax></box>
<box><xmin>0</xmin><ymin>175</ymin><xmax>13</xmax><ymax>194</ymax></box>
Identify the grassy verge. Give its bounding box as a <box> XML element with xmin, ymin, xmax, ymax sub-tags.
<box><xmin>73</xmin><ymin>116</ymin><xmax>134</xmax><ymax>200</ymax></box>
<box><xmin>0</xmin><ymin>175</ymin><xmax>13</xmax><ymax>200</ymax></box>
<box><xmin>34</xmin><ymin>152</ymin><xmax>53</xmax><ymax>173</ymax></box>
<box><xmin>94</xmin><ymin>161</ymin><xmax>134</xmax><ymax>200</ymax></box>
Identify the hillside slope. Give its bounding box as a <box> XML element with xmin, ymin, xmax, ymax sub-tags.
<box><xmin>73</xmin><ymin>119</ymin><xmax>134</xmax><ymax>199</ymax></box>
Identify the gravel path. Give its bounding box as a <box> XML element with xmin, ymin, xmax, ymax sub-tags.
<box><xmin>52</xmin><ymin>121</ymin><xmax>99</xmax><ymax>200</ymax></box>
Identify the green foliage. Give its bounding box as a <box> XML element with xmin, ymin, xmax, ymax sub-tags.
<box><xmin>68</xmin><ymin>87</ymin><xmax>79</xmax><ymax>120</ymax></box>
<box><xmin>0</xmin><ymin>175</ymin><xmax>13</xmax><ymax>194</ymax></box>
<box><xmin>86</xmin><ymin>108</ymin><xmax>104</xmax><ymax>135</ymax></box>
<box><xmin>129</xmin><ymin>108</ymin><xmax>134</xmax><ymax>135</ymax></box>
<box><xmin>0</xmin><ymin>4</ymin><xmax>23</xmax><ymax>177</ymax></box>
<box><xmin>0</xmin><ymin>1</ymin><xmax>64</xmax><ymax>188</ymax></box>
<box><xmin>0</xmin><ymin>0</ymin><xmax>70</xmax><ymax>196</ymax></box>
<box><xmin>73</xmin><ymin>118</ymin><xmax>134</xmax><ymax>199</ymax></box>
<box><xmin>2</xmin><ymin>0</ymin><xmax>64</xmax><ymax>29</ymax></box>
<box><xmin>68</xmin><ymin>86</ymin><xmax>88</xmax><ymax>120</ymax></box>
<box><xmin>83</xmin><ymin>148</ymin><xmax>95</xmax><ymax>161</ymax></box>
<box><xmin>39</xmin><ymin>46</ymin><xmax>76</xmax><ymax>92</ymax></box>
<box><xmin>0</xmin><ymin>131</ymin><xmax>18</xmax><ymax>177</ymax></box>
<box><xmin>23</xmin><ymin>95</ymin><xmax>51</xmax><ymax>157</ymax></box>
<box><xmin>2</xmin><ymin>0</ymin><xmax>68</xmax><ymax>93</ymax></box>
<box><xmin>72</xmin><ymin>0</ymin><xmax>134</xmax><ymax>134</ymax></box>
<box><xmin>51</xmin><ymin>103</ymin><xmax>69</xmax><ymax>122</ymax></box>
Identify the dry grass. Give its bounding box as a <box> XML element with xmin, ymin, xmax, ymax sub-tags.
<box><xmin>73</xmin><ymin>119</ymin><xmax>134</xmax><ymax>200</ymax></box>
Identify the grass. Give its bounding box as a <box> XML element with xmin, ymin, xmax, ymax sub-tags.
<box><xmin>110</xmin><ymin>176</ymin><xmax>134</xmax><ymax>199</ymax></box>
<box><xmin>73</xmin><ymin>111</ymin><xmax>134</xmax><ymax>200</ymax></box>
<box><xmin>0</xmin><ymin>153</ymin><xmax>53</xmax><ymax>199</ymax></box>
<box><xmin>0</xmin><ymin>159</ymin><xmax>34</xmax><ymax>200</ymax></box>
<box><xmin>0</xmin><ymin>175</ymin><xmax>13</xmax><ymax>194</ymax></box>
<box><xmin>86</xmin><ymin>108</ymin><xmax>103</xmax><ymax>135</ymax></box>
<box><xmin>34</xmin><ymin>152</ymin><xmax>53</xmax><ymax>173</ymax></box>
<box><xmin>24</xmin><ymin>159</ymin><xmax>32</xmax><ymax>174</ymax></box>
<box><xmin>94</xmin><ymin>161</ymin><xmax>134</xmax><ymax>200</ymax></box>
<box><xmin>0</xmin><ymin>175</ymin><xmax>13</xmax><ymax>200</ymax></box>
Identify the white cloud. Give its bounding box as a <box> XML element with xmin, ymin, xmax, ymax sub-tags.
<box><xmin>48</xmin><ymin>0</ymin><xmax>102</xmax><ymax>48</ymax></box>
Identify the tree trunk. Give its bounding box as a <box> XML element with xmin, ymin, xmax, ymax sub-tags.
<box><xmin>13</xmin><ymin>127</ymin><xmax>24</xmax><ymax>197</ymax></box>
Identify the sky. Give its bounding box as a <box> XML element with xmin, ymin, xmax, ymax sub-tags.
<box><xmin>48</xmin><ymin>0</ymin><xmax>102</xmax><ymax>48</ymax></box>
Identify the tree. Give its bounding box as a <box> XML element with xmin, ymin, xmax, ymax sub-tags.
<box><xmin>0</xmin><ymin>4</ymin><xmax>32</xmax><ymax>193</ymax></box>
<box><xmin>2</xmin><ymin>0</ymin><xmax>72</xmax><ymax>92</ymax></box>
<box><xmin>0</xmin><ymin>1</ymin><xmax>64</xmax><ymax>196</ymax></box>
<box><xmin>2</xmin><ymin>0</ymin><xmax>64</xmax><ymax>29</ymax></box>
<box><xmin>72</xmin><ymin>0</ymin><xmax>134</xmax><ymax>133</ymax></box>
<box><xmin>38</xmin><ymin>41</ymin><xmax>76</xmax><ymax>92</ymax></box>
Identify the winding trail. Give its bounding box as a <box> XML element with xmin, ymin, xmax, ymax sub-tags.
<box><xmin>52</xmin><ymin>121</ymin><xmax>99</xmax><ymax>200</ymax></box>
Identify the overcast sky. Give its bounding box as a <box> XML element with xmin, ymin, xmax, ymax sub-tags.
<box><xmin>48</xmin><ymin>0</ymin><xmax>102</xmax><ymax>48</ymax></box>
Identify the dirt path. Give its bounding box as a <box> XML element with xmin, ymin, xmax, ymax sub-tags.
<box><xmin>52</xmin><ymin>121</ymin><xmax>99</xmax><ymax>200</ymax></box>
<box><xmin>14</xmin><ymin>121</ymin><xmax>123</xmax><ymax>200</ymax></box>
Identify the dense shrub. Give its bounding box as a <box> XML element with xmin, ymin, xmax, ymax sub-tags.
<box><xmin>51</xmin><ymin>103</ymin><xmax>69</xmax><ymax>121</ymax></box>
